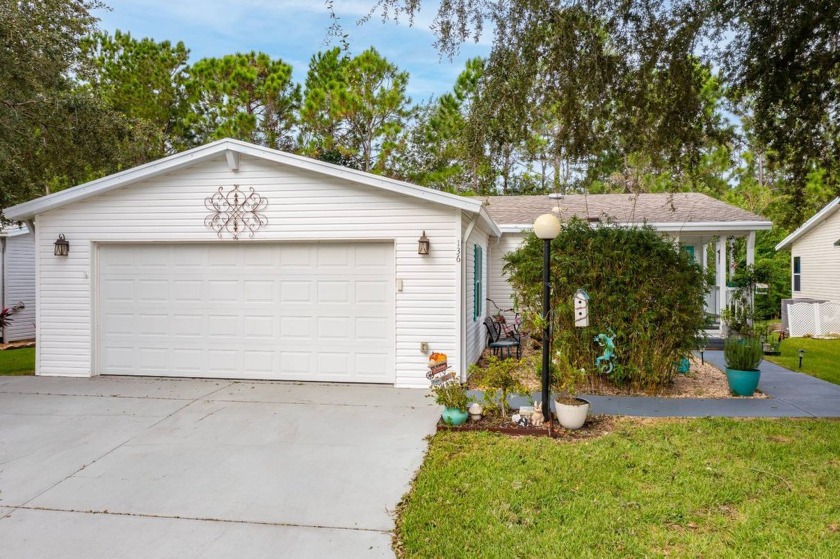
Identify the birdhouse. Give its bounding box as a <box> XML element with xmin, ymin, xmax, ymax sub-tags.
<box><xmin>574</xmin><ymin>289</ymin><xmax>590</xmax><ymax>327</ymax></box>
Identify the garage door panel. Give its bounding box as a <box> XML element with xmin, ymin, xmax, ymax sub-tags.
<box><xmin>280</xmin><ymin>316</ymin><xmax>312</xmax><ymax>339</ymax></box>
<box><xmin>278</xmin><ymin>244</ymin><xmax>312</xmax><ymax>267</ymax></box>
<box><xmin>280</xmin><ymin>281</ymin><xmax>312</xmax><ymax>303</ymax></box>
<box><xmin>174</xmin><ymin>249</ymin><xmax>205</xmax><ymax>268</ymax></box>
<box><xmin>317</xmin><ymin>245</ymin><xmax>351</xmax><ymax>267</ymax></box>
<box><xmin>243</xmin><ymin>280</ymin><xmax>274</xmax><ymax>302</ymax></box>
<box><xmin>208</xmin><ymin>315</ymin><xmax>240</xmax><ymax>338</ymax></box>
<box><xmin>98</xmin><ymin>243</ymin><xmax>395</xmax><ymax>383</ymax></box>
<box><xmin>279</xmin><ymin>351</ymin><xmax>312</xmax><ymax>374</ymax></box>
<box><xmin>173</xmin><ymin>280</ymin><xmax>203</xmax><ymax>301</ymax></box>
<box><xmin>244</xmin><ymin>315</ymin><xmax>275</xmax><ymax>338</ymax></box>
<box><xmin>356</xmin><ymin>317</ymin><xmax>390</xmax><ymax>341</ymax></box>
<box><xmin>208</xmin><ymin>349</ymin><xmax>239</xmax><ymax>373</ymax></box>
<box><xmin>207</xmin><ymin>245</ymin><xmax>240</xmax><ymax>267</ymax></box>
<box><xmin>317</xmin><ymin>316</ymin><xmax>351</xmax><ymax>340</ymax></box>
<box><xmin>102</xmin><ymin>279</ymin><xmax>134</xmax><ymax>302</ymax></box>
<box><xmin>208</xmin><ymin>280</ymin><xmax>239</xmax><ymax>302</ymax></box>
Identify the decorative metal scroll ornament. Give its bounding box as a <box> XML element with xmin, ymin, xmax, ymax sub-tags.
<box><xmin>204</xmin><ymin>185</ymin><xmax>268</xmax><ymax>240</ymax></box>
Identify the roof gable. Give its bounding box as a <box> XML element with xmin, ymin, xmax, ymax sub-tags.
<box><xmin>776</xmin><ymin>198</ymin><xmax>840</xmax><ymax>251</ymax></box>
<box><xmin>3</xmin><ymin>139</ymin><xmax>485</xmax><ymax>221</ymax></box>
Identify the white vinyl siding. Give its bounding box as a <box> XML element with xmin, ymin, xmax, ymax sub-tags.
<box><xmin>464</xmin><ymin>223</ymin><xmax>489</xmax><ymax>366</ymax></box>
<box><xmin>2</xmin><ymin>232</ymin><xmax>36</xmax><ymax>342</ymax></box>
<box><xmin>790</xmin><ymin>209</ymin><xmax>840</xmax><ymax>303</ymax></box>
<box><xmin>34</xmin><ymin>154</ymin><xmax>460</xmax><ymax>386</ymax></box>
<box><xmin>487</xmin><ymin>232</ymin><xmax>525</xmax><ymax>323</ymax></box>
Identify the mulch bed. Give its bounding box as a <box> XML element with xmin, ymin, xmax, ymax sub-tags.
<box><xmin>437</xmin><ymin>412</ymin><xmax>615</xmax><ymax>440</ymax></box>
<box><xmin>469</xmin><ymin>343</ymin><xmax>767</xmax><ymax>399</ymax></box>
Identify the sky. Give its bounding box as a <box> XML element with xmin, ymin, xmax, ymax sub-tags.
<box><xmin>95</xmin><ymin>0</ymin><xmax>491</xmax><ymax>102</ymax></box>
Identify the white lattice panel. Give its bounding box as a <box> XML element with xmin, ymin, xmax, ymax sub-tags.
<box><xmin>788</xmin><ymin>302</ymin><xmax>840</xmax><ymax>337</ymax></box>
<box><xmin>820</xmin><ymin>302</ymin><xmax>840</xmax><ymax>336</ymax></box>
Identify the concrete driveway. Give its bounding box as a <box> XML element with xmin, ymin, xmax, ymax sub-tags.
<box><xmin>0</xmin><ymin>376</ymin><xmax>439</xmax><ymax>558</ymax></box>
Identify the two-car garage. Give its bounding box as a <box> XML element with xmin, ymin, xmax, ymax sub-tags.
<box><xmin>97</xmin><ymin>242</ymin><xmax>395</xmax><ymax>383</ymax></box>
<box><xmin>6</xmin><ymin>139</ymin><xmax>495</xmax><ymax>386</ymax></box>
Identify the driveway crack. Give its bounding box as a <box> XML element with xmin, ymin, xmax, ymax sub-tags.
<box><xmin>4</xmin><ymin>505</ymin><xmax>391</xmax><ymax>534</ymax></box>
<box><xmin>11</xmin><ymin>382</ymin><xmax>235</xmax><ymax>509</ymax></box>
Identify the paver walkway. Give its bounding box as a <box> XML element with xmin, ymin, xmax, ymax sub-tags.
<box><xmin>580</xmin><ymin>351</ymin><xmax>840</xmax><ymax>417</ymax></box>
<box><xmin>499</xmin><ymin>351</ymin><xmax>840</xmax><ymax>418</ymax></box>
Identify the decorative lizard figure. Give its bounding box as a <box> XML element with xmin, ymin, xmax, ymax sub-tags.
<box><xmin>594</xmin><ymin>332</ymin><xmax>616</xmax><ymax>376</ymax></box>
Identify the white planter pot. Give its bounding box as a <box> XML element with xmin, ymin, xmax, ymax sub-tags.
<box><xmin>554</xmin><ymin>397</ymin><xmax>590</xmax><ymax>430</ymax></box>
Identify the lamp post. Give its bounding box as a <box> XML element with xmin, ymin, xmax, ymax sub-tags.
<box><xmin>533</xmin><ymin>213</ymin><xmax>561</xmax><ymax>422</ymax></box>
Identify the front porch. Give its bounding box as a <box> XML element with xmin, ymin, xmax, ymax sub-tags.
<box><xmin>677</xmin><ymin>230</ymin><xmax>758</xmax><ymax>341</ymax></box>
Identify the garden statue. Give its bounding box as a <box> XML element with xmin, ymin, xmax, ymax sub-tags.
<box><xmin>531</xmin><ymin>401</ymin><xmax>544</xmax><ymax>426</ymax></box>
<box><xmin>594</xmin><ymin>332</ymin><xmax>616</xmax><ymax>376</ymax></box>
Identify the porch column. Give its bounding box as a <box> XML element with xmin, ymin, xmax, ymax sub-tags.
<box><xmin>746</xmin><ymin>231</ymin><xmax>755</xmax><ymax>267</ymax></box>
<box><xmin>746</xmin><ymin>231</ymin><xmax>756</xmax><ymax>316</ymax></box>
<box><xmin>701</xmin><ymin>243</ymin><xmax>708</xmax><ymax>273</ymax></box>
<box><xmin>718</xmin><ymin>237</ymin><xmax>727</xmax><ymax>337</ymax></box>
<box><xmin>729</xmin><ymin>237</ymin><xmax>736</xmax><ymax>278</ymax></box>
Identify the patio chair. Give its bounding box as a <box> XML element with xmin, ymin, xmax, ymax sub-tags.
<box><xmin>483</xmin><ymin>316</ymin><xmax>521</xmax><ymax>359</ymax></box>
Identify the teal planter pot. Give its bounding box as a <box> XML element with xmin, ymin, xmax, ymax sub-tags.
<box><xmin>677</xmin><ymin>358</ymin><xmax>691</xmax><ymax>374</ymax></box>
<box><xmin>726</xmin><ymin>368</ymin><xmax>761</xmax><ymax>396</ymax></box>
<box><xmin>441</xmin><ymin>407</ymin><xmax>469</xmax><ymax>426</ymax></box>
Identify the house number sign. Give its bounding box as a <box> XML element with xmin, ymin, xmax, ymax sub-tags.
<box><xmin>204</xmin><ymin>184</ymin><xmax>268</xmax><ymax>240</ymax></box>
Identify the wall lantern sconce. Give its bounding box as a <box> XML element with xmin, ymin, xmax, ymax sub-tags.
<box><xmin>54</xmin><ymin>234</ymin><xmax>69</xmax><ymax>256</ymax></box>
<box><xmin>418</xmin><ymin>231</ymin><xmax>430</xmax><ymax>255</ymax></box>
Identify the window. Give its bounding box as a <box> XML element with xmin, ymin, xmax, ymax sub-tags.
<box><xmin>793</xmin><ymin>256</ymin><xmax>801</xmax><ymax>292</ymax></box>
<box><xmin>473</xmin><ymin>244</ymin><xmax>483</xmax><ymax>320</ymax></box>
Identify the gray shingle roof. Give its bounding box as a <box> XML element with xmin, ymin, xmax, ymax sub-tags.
<box><xmin>483</xmin><ymin>193</ymin><xmax>769</xmax><ymax>226</ymax></box>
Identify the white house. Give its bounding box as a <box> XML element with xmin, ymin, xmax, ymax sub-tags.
<box><xmin>484</xmin><ymin>193</ymin><xmax>772</xmax><ymax>338</ymax></box>
<box><xmin>4</xmin><ymin>139</ymin><xmax>771</xmax><ymax>385</ymax></box>
<box><xmin>776</xmin><ymin>198</ymin><xmax>840</xmax><ymax>303</ymax></box>
<box><xmin>0</xmin><ymin>225</ymin><xmax>36</xmax><ymax>343</ymax></box>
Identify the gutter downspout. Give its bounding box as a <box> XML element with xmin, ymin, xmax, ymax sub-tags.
<box><xmin>460</xmin><ymin>212</ymin><xmax>479</xmax><ymax>382</ymax></box>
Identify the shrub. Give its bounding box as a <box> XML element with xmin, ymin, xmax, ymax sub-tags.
<box><xmin>724</xmin><ymin>337</ymin><xmax>763</xmax><ymax>371</ymax></box>
<box><xmin>504</xmin><ymin>219</ymin><xmax>708</xmax><ymax>391</ymax></box>
<box><xmin>468</xmin><ymin>355</ymin><xmax>527</xmax><ymax>417</ymax></box>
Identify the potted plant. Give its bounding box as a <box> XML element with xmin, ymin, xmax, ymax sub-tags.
<box><xmin>551</xmin><ymin>349</ymin><xmax>590</xmax><ymax>430</ymax></box>
<box><xmin>723</xmin><ymin>336</ymin><xmax>764</xmax><ymax>396</ymax></box>
<box><xmin>431</xmin><ymin>382</ymin><xmax>470</xmax><ymax>425</ymax></box>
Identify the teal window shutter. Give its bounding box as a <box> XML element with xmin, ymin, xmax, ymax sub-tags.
<box><xmin>473</xmin><ymin>245</ymin><xmax>482</xmax><ymax>320</ymax></box>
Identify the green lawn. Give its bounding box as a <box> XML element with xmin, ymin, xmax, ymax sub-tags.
<box><xmin>765</xmin><ymin>337</ymin><xmax>840</xmax><ymax>385</ymax></box>
<box><xmin>396</xmin><ymin>419</ymin><xmax>840</xmax><ymax>558</ymax></box>
<box><xmin>0</xmin><ymin>347</ymin><xmax>35</xmax><ymax>375</ymax></box>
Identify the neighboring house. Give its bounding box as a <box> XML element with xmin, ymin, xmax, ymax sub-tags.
<box><xmin>775</xmin><ymin>198</ymin><xmax>840</xmax><ymax>303</ymax></box>
<box><xmin>0</xmin><ymin>224</ymin><xmax>36</xmax><ymax>342</ymax></box>
<box><xmin>3</xmin><ymin>139</ymin><xmax>771</xmax><ymax>385</ymax></box>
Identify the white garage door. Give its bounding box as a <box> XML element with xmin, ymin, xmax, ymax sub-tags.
<box><xmin>97</xmin><ymin>243</ymin><xmax>395</xmax><ymax>383</ymax></box>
